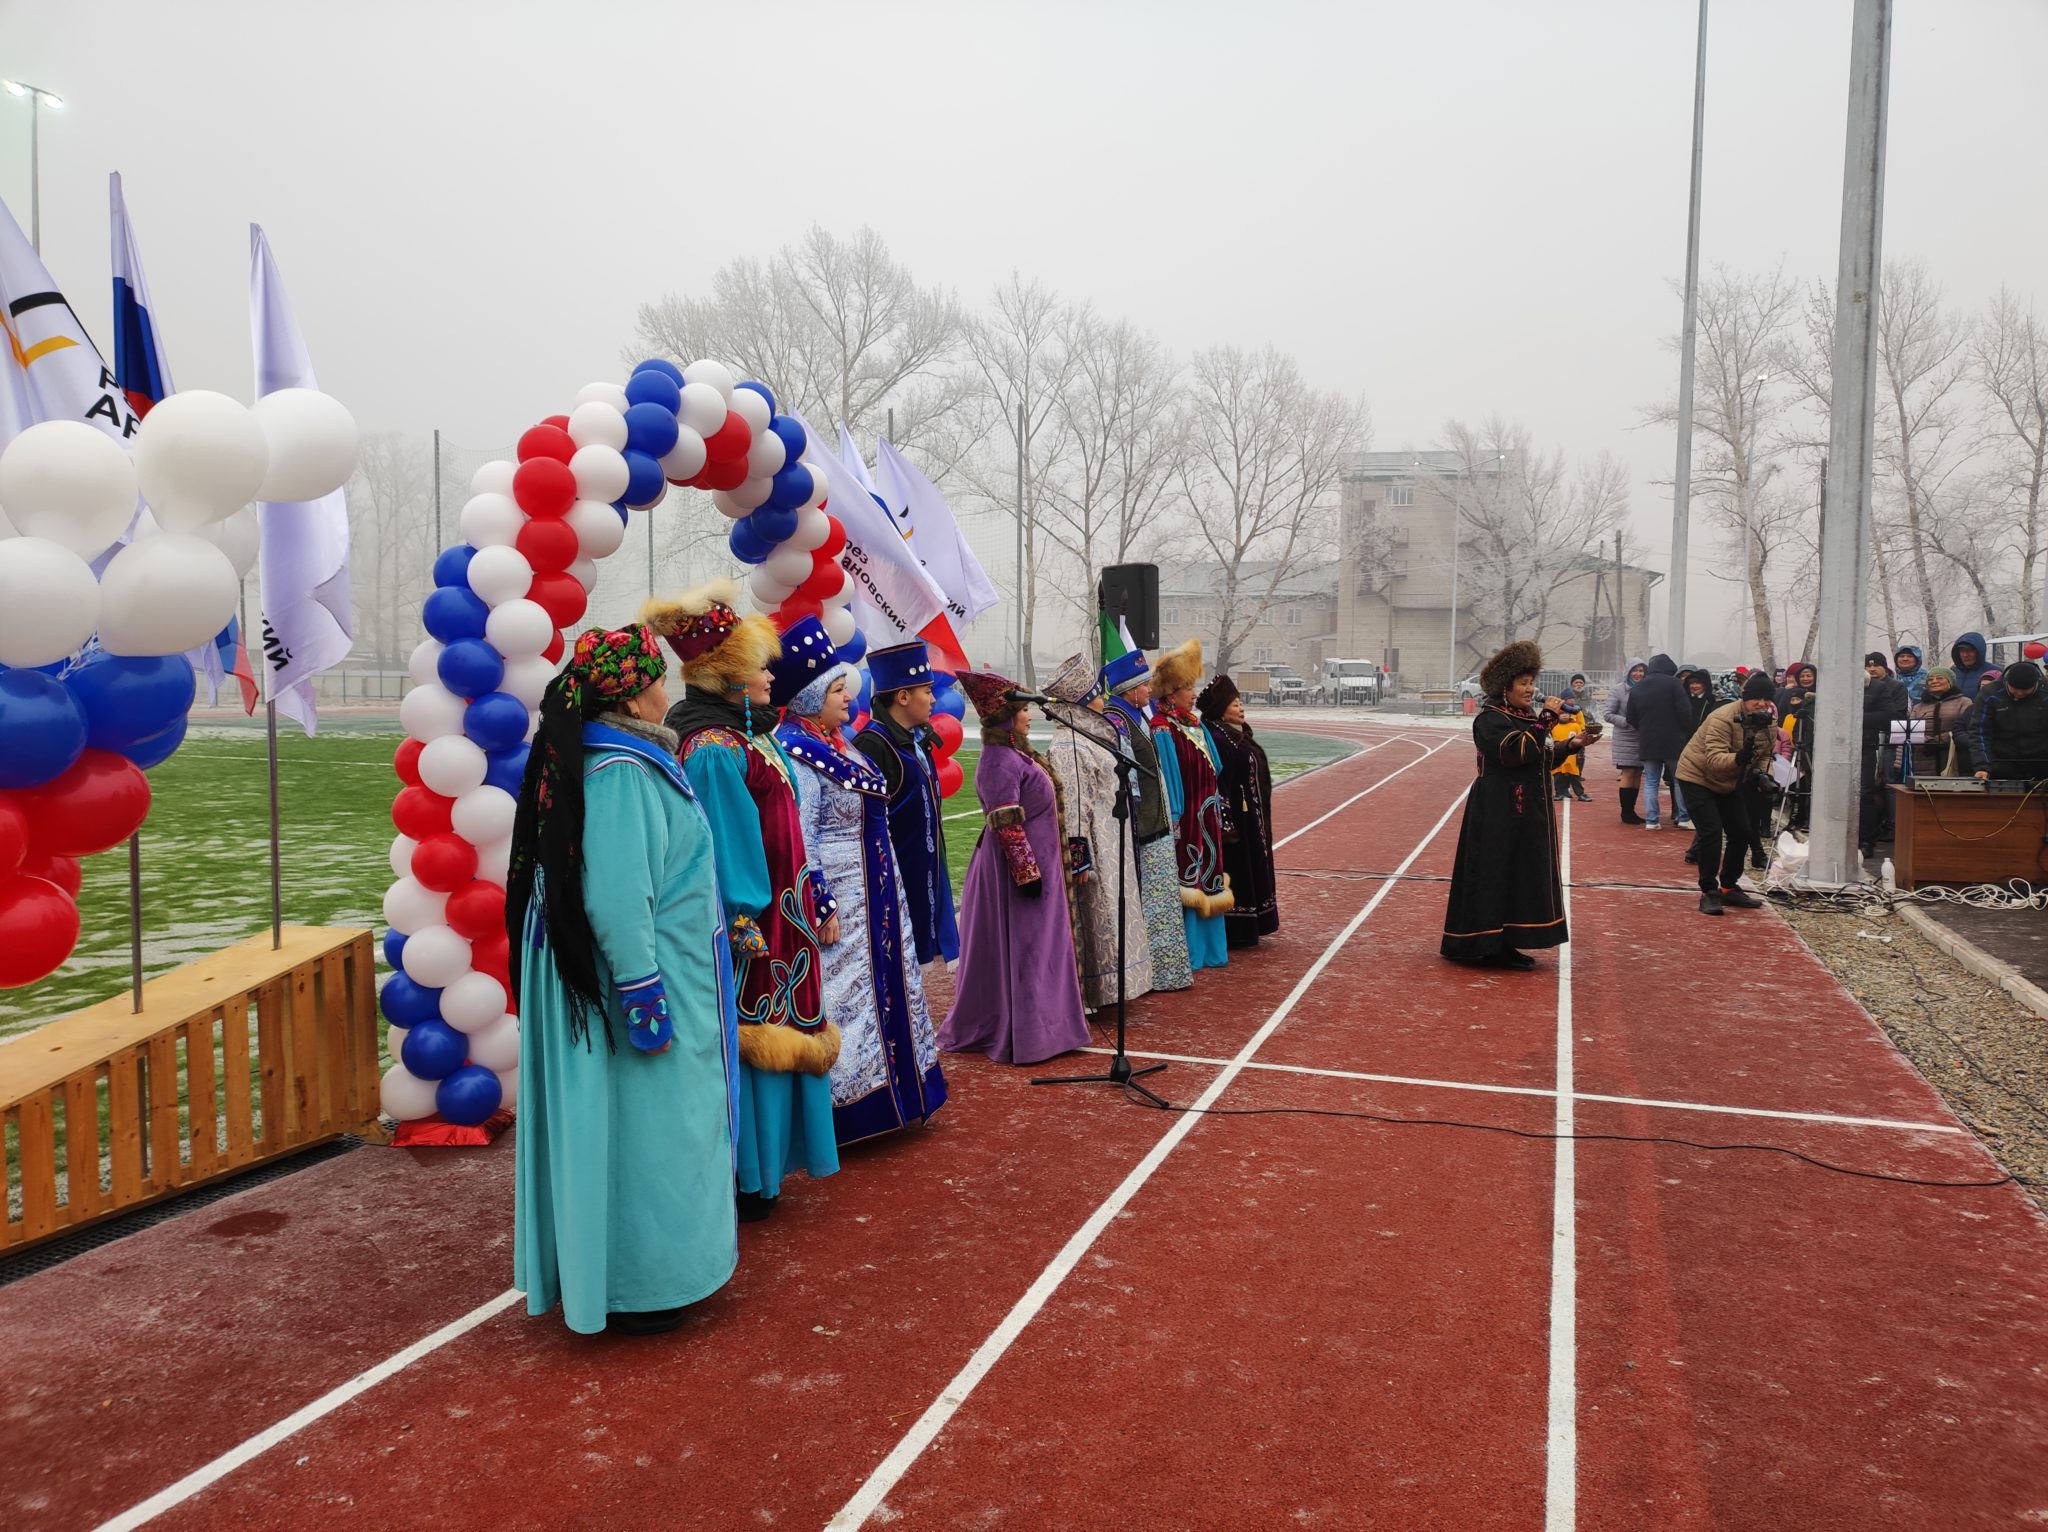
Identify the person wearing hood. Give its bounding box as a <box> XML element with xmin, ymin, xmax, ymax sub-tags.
<box><xmin>1623</xmin><ymin>654</ymin><xmax>1691</xmax><ymax>830</ymax></box>
<box><xmin>1675</xmin><ymin>672</ymin><xmax>1778</xmax><ymax>916</ymax></box>
<box><xmin>1862</xmin><ymin>653</ymin><xmax>1911</xmax><ymax>850</ymax></box>
<box><xmin>1893</xmin><ymin>644</ymin><xmax>1928</xmax><ymax>703</ymax></box>
<box><xmin>1603</xmin><ymin>656</ymin><xmax>1650</xmax><ymax>824</ymax></box>
<box><xmin>1972</xmin><ymin>660</ymin><xmax>2048</xmax><ymax>780</ymax></box>
<box><xmin>1909</xmin><ymin>667</ymin><xmax>1974</xmax><ymax>777</ymax></box>
<box><xmin>1950</xmin><ymin>632</ymin><xmax>1993</xmax><ymax>699</ymax></box>
<box><xmin>773</xmin><ymin>618</ymin><xmax>947</xmax><ymax>1146</ymax></box>
<box><xmin>1678</xmin><ymin>667</ymin><xmax>1716</xmax><ymax>738</ymax></box>
<box><xmin>647</xmin><ymin>581</ymin><xmax>840</xmax><ymax>1219</ymax></box>
<box><xmin>1780</xmin><ymin>662</ymin><xmax>1818</xmax><ymax>831</ymax></box>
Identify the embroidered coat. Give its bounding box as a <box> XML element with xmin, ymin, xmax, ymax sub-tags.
<box><xmin>1150</xmin><ymin>705</ymin><xmax>1231</xmax><ymax>972</ymax></box>
<box><xmin>1439</xmin><ymin>702</ymin><xmax>1570</xmax><ymax>960</ymax></box>
<box><xmin>853</xmin><ymin>715</ymin><xmax>960</xmax><ymax>963</ymax></box>
<box><xmin>1209</xmin><ymin>718</ymin><xmax>1279</xmax><ymax>948</ymax></box>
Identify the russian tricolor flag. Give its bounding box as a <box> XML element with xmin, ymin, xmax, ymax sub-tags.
<box><xmin>111</xmin><ymin>173</ymin><xmax>257</xmax><ymax>712</ymax></box>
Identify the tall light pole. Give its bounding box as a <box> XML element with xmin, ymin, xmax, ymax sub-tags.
<box><xmin>1668</xmin><ymin>0</ymin><xmax>1710</xmax><ymax>659</ymax></box>
<box><xmin>2</xmin><ymin>79</ymin><xmax>64</xmax><ymax>254</ymax></box>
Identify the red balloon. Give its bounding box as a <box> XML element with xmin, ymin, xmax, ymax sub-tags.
<box><xmin>0</xmin><ymin>793</ymin><xmax>26</xmax><ymax>874</ymax></box>
<box><xmin>472</xmin><ymin>929</ymin><xmax>511</xmax><ymax>984</ymax></box>
<box><xmin>411</xmin><ymin>832</ymin><xmax>479</xmax><ymax>893</ymax></box>
<box><xmin>0</xmin><ymin>875</ymin><xmax>79</xmax><ymax>988</ymax></box>
<box><xmin>540</xmin><ymin>413</ymin><xmax>571</xmax><ymax>431</ymax></box>
<box><xmin>816</xmin><ymin>516</ymin><xmax>848</xmax><ymax>560</ymax></box>
<box><xmin>777</xmin><ymin>597</ymin><xmax>823</xmax><ymax>626</ymax></box>
<box><xmin>22</xmin><ymin>851</ymin><xmax>81</xmax><ymax>898</ymax></box>
<box><xmin>517</xmin><ymin>424</ymin><xmax>575</xmax><ymax>465</ymax></box>
<box><xmin>703</xmin><ymin>414</ymin><xmax>752</xmax><ymax>464</ymax></box>
<box><xmin>444</xmin><ymin>879</ymin><xmax>507</xmax><ymax>942</ymax></box>
<box><xmin>20</xmin><ymin>750</ymin><xmax>151</xmax><ymax>858</ymax></box>
<box><xmin>698</xmin><ymin>454</ymin><xmax>750</xmax><ymax>492</ymax></box>
<box><xmin>935</xmin><ymin>756</ymin><xmax>965</xmax><ymax>799</ymax></box>
<box><xmin>796</xmin><ymin>555</ymin><xmax>843</xmax><ymax>602</ymax></box>
<box><xmin>541</xmin><ymin>629</ymin><xmax>566</xmax><ymax>664</ymax></box>
<box><xmin>2025</xmin><ymin>641</ymin><xmax>2047</xmax><ymax>661</ymax></box>
<box><xmin>530</xmin><ymin>571</ymin><xmax>588</xmax><ymax>629</ymax></box>
<box><xmin>393</xmin><ymin>785</ymin><xmax>455</xmax><ymax>839</ymax></box>
<box><xmin>394</xmin><ymin>736</ymin><xmax>425</xmax><ymax>788</ymax></box>
<box><xmin>512</xmin><ymin>457</ymin><xmax>576</xmax><ymax>519</ymax></box>
<box><xmin>929</xmin><ymin>711</ymin><xmax>964</xmax><ymax>756</ymax></box>
<box><xmin>515</xmin><ymin>516</ymin><xmax>578</xmax><ymax>574</ymax></box>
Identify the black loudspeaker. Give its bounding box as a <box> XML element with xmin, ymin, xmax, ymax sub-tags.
<box><xmin>1099</xmin><ymin>563</ymin><xmax>1160</xmax><ymax>649</ymax></box>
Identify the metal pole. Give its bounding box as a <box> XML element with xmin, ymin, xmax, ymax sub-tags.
<box><xmin>432</xmin><ymin>427</ymin><xmax>442</xmax><ymax>549</ymax></box>
<box><xmin>646</xmin><ymin>507</ymin><xmax>655</xmax><ymax>599</ymax></box>
<box><xmin>1667</xmin><ymin>0</ymin><xmax>1708</xmax><ymax>657</ymax></box>
<box><xmin>887</xmin><ymin>406</ymin><xmax>895</xmax><ymax>443</ymax></box>
<box><xmin>1015</xmin><ymin>398</ymin><xmax>1026</xmax><ymax>678</ymax></box>
<box><xmin>28</xmin><ymin>94</ymin><xmax>41</xmax><ymax>254</ymax></box>
<box><xmin>127</xmin><ymin>833</ymin><xmax>144</xmax><ymax>1013</ymax></box>
<box><xmin>266</xmin><ymin>700</ymin><xmax>284</xmax><ymax>947</ymax></box>
<box><xmin>1446</xmin><ymin>470</ymin><xmax>1462</xmax><ymax>688</ymax></box>
<box><xmin>1808</xmin><ymin>0</ymin><xmax>1892</xmax><ymax>888</ymax></box>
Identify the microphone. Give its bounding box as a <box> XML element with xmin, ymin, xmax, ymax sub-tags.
<box><xmin>1005</xmin><ymin>688</ymin><xmax>1056</xmax><ymax>705</ymax></box>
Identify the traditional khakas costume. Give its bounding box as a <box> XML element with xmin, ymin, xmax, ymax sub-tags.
<box><xmin>1197</xmin><ymin>674</ymin><xmax>1279</xmax><ymax>948</ymax></box>
<box><xmin>1148</xmin><ymin>638</ymin><xmax>1231</xmax><ymax>972</ymax></box>
<box><xmin>851</xmin><ymin>640</ymin><xmax>960</xmax><ymax>966</ymax></box>
<box><xmin>1101</xmin><ymin>649</ymin><xmax>1193</xmax><ymax>992</ymax></box>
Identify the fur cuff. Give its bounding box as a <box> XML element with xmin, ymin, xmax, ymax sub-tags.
<box><xmin>738</xmin><ymin>1020</ymin><xmax>842</xmax><ymax>1076</ymax></box>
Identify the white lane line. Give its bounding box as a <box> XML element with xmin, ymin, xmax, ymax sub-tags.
<box><xmin>824</xmin><ymin>785</ymin><xmax>1473</xmax><ymax>1531</ymax></box>
<box><xmin>1274</xmin><ymin>736</ymin><xmax>1457</xmax><ymax>850</ymax></box>
<box><xmin>1545</xmin><ymin>802</ymin><xmax>1577</xmax><ymax>1532</ymax></box>
<box><xmin>1072</xmin><ymin>1050</ymin><xmax>1962</xmax><ymax>1135</ymax></box>
<box><xmin>92</xmin><ymin>1288</ymin><xmax>523</xmax><ymax>1532</ymax></box>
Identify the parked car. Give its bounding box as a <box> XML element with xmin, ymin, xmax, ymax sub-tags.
<box><xmin>1267</xmin><ymin>665</ymin><xmax>1310</xmax><ymax>705</ymax></box>
<box><xmin>1320</xmin><ymin>659</ymin><xmax>1385</xmax><ymax>705</ymax></box>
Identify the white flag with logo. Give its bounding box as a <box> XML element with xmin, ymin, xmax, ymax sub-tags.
<box><xmin>251</xmin><ymin>225</ymin><xmax>352</xmax><ymax>735</ymax></box>
<box><xmin>0</xmin><ymin>195</ymin><xmax>142</xmax><ymax>454</ymax></box>
<box><xmin>795</xmin><ymin>413</ymin><xmax>945</xmax><ymax>647</ymax></box>
<box><xmin>873</xmin><ymin>439</ymin><xmax>1000</xmax><ymax>624</ymax></box>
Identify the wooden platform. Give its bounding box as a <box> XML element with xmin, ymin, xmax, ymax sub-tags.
<box><xmin>1890</xmin><ymin>783</ymin><xmax>2048</xmax><ymax>889</ymax></box>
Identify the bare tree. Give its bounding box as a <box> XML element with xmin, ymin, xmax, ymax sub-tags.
<box><xmin>347</xmin><ymin>433</ymin><xmax>436</xmax><ymax>666</ymax></box>
<box><xmin>1173</xmin><ymin>345</ymin><xmax>1368</xmax><ymax>674</ymax></box>
<box><xmin>1974</xmin><ymin>288</ymin><xmax>2048</xmax><ymax>628</ymax></box>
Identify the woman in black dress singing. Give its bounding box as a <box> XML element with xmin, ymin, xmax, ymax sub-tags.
<box><xmin>1440</xmin><ymin>640</ymin><xmax>1581</xmax><ymax>971</ymax></box>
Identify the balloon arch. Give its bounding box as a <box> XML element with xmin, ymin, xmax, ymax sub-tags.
<box><xmin>375</xmin><ymin>359</ymin><xmax>966</xmax><ymax>1130</ymax></box>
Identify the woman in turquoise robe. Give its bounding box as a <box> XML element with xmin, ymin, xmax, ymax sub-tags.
<box><xmin>1148</xmin><ymin>639</ymin><xmax>1231</xmax><ymax>972</ymax></box>
<box><xmin>508</xmin><ymin>623</ymin><xmax>738</xmax><ymax>1336</ymax></box>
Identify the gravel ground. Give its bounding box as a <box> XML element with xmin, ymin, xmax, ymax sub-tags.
<box><xmin>1781</xmin><ymin>903</ymin><xmax>2048</xmax><ymax>1215</ymax></box>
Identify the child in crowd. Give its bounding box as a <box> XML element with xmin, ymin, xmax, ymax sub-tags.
<box><xmin>1550</xmin><ymin>698</ymin><xmax>1590</xmax><ymax>801</ymax></box>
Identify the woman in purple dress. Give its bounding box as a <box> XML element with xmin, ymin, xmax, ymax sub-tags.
<box><xmin>937</xmin><ymin>671</ymin><xmax>1090</xmax><ymax>1066</ymax></box>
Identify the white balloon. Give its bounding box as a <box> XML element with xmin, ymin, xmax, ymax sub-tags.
<box><xmin>465</xmin><ymin>544</ymin><xmax>533</xmax><ymax>606</ymax></box>
<box><xmin>728</xmin><ymin>387</ymin><xmax>772</xmax><ymax>435</ymax></box>
<box><xmin>822</xmin><ymin>603</ymin><xmax>856</xmax><ymax>647</ymax></box>
<box><xmin>401</xmin><ymin>924</ymin><xmax>472</xmax><ymax>988</ymax></box>
<box><xmin>567</xmin><ymin>401</ymin><xmax>628</xmax><ymax>452</ymax></box>
<box><xmin>682</xmin><ymin>359</ymin><xmax>736</xmax><ymax>401</ymax></box>
<box><xmin>709</xmin><ymin>490</ymin><xmax>752</xmax><ymax>521</ymax></box>
<box><xmin>788</xmin><ymin>507</ymin><xmax>830</xmax><ymax>551</ymax></box>
<box><xmin>495</xmin><ymin>1066</ymin><xmax>519</xmax><ymax>1113</ymax></box>
<box><xmin>499</xmin><ymin>654</ymin><xmax>557</xmax><ymax>709</ymax></box>
<box><xmin>441</xmin><ymin>971</ymin><xmax>508</xmax><ymax>1034</ymax></box>
<box><xmin>730</xmin><ymin>475</ymin><xmax>774</xmax><ymax>512</ymax></box>
<box><xmin>569</xmin><ymin>444</ymin><xmax>629</xmax><ymax>504</ymax></box>
<box><xmin>764</xmin><ymin>544</ymin><xmax>813</xmax><ymax>587</ymax></box>
<box><xmin>379</xmin><ymin>1063</ymin><xmax>440</xmax><ymax>1122</ymax></box>
<box><xmin>452</xmin><ymin>784</ymin><xmax>519</xmax><ymax>845</ymax></box>
<box><xmin>203</xmin><ymin>505</ymin><xmax>262</xmax><ymax>578</ymax></box>
<box><xmin>566</xmin><ymin>498</ymin><xmax>625</xmax><ymax>559</ymax></box>
<box><xmin>408</xmin><ymin>637</ymin><xmax>444</xmax><ymax>688</ymax></box>
<box><xmin>96</xmin><ymin>534</ymin><xmax>241</xmax><ymax>656</ymax></box>
<box><xmin>749</xmin><ymin>566</ymin><xmax>797</xmax><ymax>608</ymax></box>
<box><xmin>389</xmin><ymin>834</ymin><xmax>419</xmax><ymax>880</ymax></box>
<box><xmin>568</xmin><ymin>555</ymin><xmax>597</xmax><ymax>591</ymax></box>
<box><xmin>251</xmin><ymin>388</ymin><xmax>358</xmax><ymax>501</ymax></box>
<box><xmin>660</xmin><ymin>427</ymin><xmax>707</xmax><ymax>483</ymax></box>
<box><xmin>470</xmin><ymin>459</ymin><xmax>516</xmax><ymax>497</ymax></box>
<box><xmin>133</xmin><ymin>390</ymin><xmax>269</xmax><ymax>531</ymax></box>
<box><xmin>399</xmin><ymin>680</ymin><xmax>467</xmax><ymax>741</ymax></box>
<box><xmin>484</xmin><ymin>598</ymin><xmax>553</xmax><ymax>658</ymax></box>
<box><xmin>475</xmin><ymin>835</ymin><xmax>513</xmax><ymax>884</ymax></box>
<box><xmin>460</xmin><ymin>491</ymin><xmax>524</xmax><ymax>548</ymax></box>
<box><xmin>575</xmin><ymin>381</ymin><xmax>631</xmax><ymax>412</ymax></box>
<box><xmin>386</xmin><ymin>1023</ymin><xmax>410</xmax><ymax>1058</ymax></box>
<box><xmin>0</xmin><ymin>420</ymin><xmax>139</xmax><ymax>557</ymax></box>
<box><xmin>466</xmin><ymin>1012</ymin><xmax>522</xmax><ymax>1071</ymax></box>
<box><xmin>745</xmin><ymin>428</ymin><xmax>788</xmax><ymax>479</ymax></box>
<box><xmin>418</xmin><ymin>735</ymin><xmax>488</xmax><ymax>797</ymax></box>
<box><xmin>382</xmin><ymin>876</ymin><xmax>448</xmax><ymax>935</ymax></box>
<box><xmin>826</xmin><ymin>567</ymin><xmax>854</xmax><ymax>605</ymax></box>
<box><xmin>802</xmin><ymin>471</ymin><xmax>829</xmax><ymax>511</ymax></box>
<box><xmin>676</xmin><ymin>382</ymin><xmax>727</xmax><ymax>438</ymax></box>
<box><xmin>0</xmin><ymin>536</ymin><xmax>101</xmax><ymax>666</ymax></box>
<box><xmin>0</xmin><ymin>502</ymin><xmax>14</xmax><ymax>539</ymax></box>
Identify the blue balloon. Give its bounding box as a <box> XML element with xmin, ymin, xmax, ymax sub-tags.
<box><xmin>933</xmin><ymin>686</ymin><xmax>967</xmax><ymax>720</ymax></box>
<box><xmin>484</xmin><ymin>744</ymin><xmax>529</xmax><ymax>795</ymax></box>
<box><xmin>464</xmin><ymin>690</ymin><xmax>529</xmax><ymax>753</ymax></box>
<box><xmin>623</xmin><ymin>401</ymin><xmax>680</xmax><ymax>458</ymax></box>
<box><xmin>437</xmin><ymin>638</ymin><xmax>505</xmax><ymax>699</ymax></box>
<box><xmin>401</xmin><ymin>1018</ymin><xmax>467</xmax><ymax>1082</ymax></box>
<box><xmin>622</xmin><ymin>448</ymin><xmax>666</xmax><ymax>507</ymax></box>
<box><xmin>749</xmin><ymin>504</ymin><xmax>799</xmax><ymax>546</ymax></box>
<box><xmin>433</xmin><ymin>544</ymin><xmax>477</xmax><ymax>588</ymax></box>
<box><xmin>436</xmin><ymin>1063</ymin><xmax>504</xmax><ymax>1125</ymax></box>
<box><xmin>767</xmin><ymin>463</ymin><xmax>815</xmax><ymax>513</ymax></box>
<box><xmin>121</xmin><ymin>714</ymin><xmax>188</xmax><ymax>771</ymax></box>
<box><xmin>728</xmin><ymin>519</ymin><xmax>773</xmax><ymax>566</ymax></box>
<box><xmin>66</xmin><ymin>652</ymin><xmax>196</xmax><ymax>750</ymax></box>
<box><xmin>735</xmin><ymin>380</ymin><xmax>777</xmax><ymax>416</ymax></box>
<box><xmin>0</xmin><ymin>670</ymin><xmax>88</xmax><ymax>790</ymax></box>
<box><xmin>633</xmin><ymin>358</ymin><xmax>686</xmax><ymax>388</ymax></box>
<box><xmin>932</xmin><ymin>670</ymin><xmax>959</xmax><ymax>694</ymax></box>
<box><xmin>424</xmin><ymin>585</ymin><xmax>490</xmax><ymax>643</ymax></box>
<box><xmin>769</xmin><ymin>416</ymin><xmax>806</xmax><ymax>465</ymax></box>
<box><xmin>836</xmin><ymin>629</ymin><xmax>868</xmax><ymax>667</ymax></box>
<box><xmin>611</xmin><ymin>500</ymin><xmax>630</xmax><ymax>524</ymax></box>
<box><xmin>379</xmin><ymin>972</ymin><xmax>442</xmax><ymax>1027</ymax></box>
<box><xmin>623</xmin><ymin>369</ymin><xmax>683</xmax><ymax>414</ymax></box>
<box><xmin>383</xmin><ymin>928</ymin><xmax>409</xmax><ymax>970</ymax></box>
<box><xmin>854</xmin><ymin>666</ymin><xmax>874</xmax><ymax>717</ymax></box>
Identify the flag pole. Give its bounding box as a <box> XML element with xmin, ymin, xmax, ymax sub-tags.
<box><xmin>266</xmin><ymin>696</ymin><xmax>283</xmax><ymax>948</ymax></box>
<box><xmin>127</xmin><ymin>833</ymin><xmax>144</xmax><ymax>1012</ymax></box>
<box><xmin>432</xmin><ymin>427</ymin><xmax>442</xmax><ymax>549</ymax></box>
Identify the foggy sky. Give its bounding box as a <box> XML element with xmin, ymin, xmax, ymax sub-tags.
<box><xmin>5</xmin><ymin>0</ymin><xmax>2044</xmax><ymax>660</ymax></box>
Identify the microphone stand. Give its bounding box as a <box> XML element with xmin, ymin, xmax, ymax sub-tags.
<box><xmin>1031</xmin><ymin>705</ymin><xmax>1168</xmax><ymax>1107</ymax></box>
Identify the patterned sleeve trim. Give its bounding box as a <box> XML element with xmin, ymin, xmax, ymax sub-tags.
<box><xmin>988</xmin><ymin>804</ymin><xmax>1041</xmax><ymax>886</ymax></box>
<box><xmin>805</xmin><ymin>867</ymin><xmax>838</xmax><ymax>922</ymax></box>
<box><xmin>614</xmin><ymin>972</ymin><xmax>674</xmax><ymax>1054</ymax></box>
<box><xmin>728</xmin><ymin>911</ymin><xmax>770</xmax><ymax>959</ymax></box>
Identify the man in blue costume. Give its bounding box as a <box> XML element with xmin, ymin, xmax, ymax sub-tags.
<box><xmin>853</xmin><ymin>640</ymin><xmax>960</xmax><ymax>967</ymax></box>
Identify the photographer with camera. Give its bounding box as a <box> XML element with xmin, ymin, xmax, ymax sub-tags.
<box><xmin>1674</xmin><ymin>671</ymin><xmax>1780</xmax><ymax>916</ymax></box>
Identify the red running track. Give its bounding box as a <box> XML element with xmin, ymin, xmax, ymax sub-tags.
<box><xmin>4</xmin><ymin>721</ymin><xmax>2046</xmax><ymax>1532</ymax></box>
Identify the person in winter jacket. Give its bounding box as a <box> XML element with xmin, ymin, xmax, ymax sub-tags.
<box><xmin>1972</xmin><ymin>660</ymin><xmax>2048</xmax><ymax>780</ymax></box>
<box><xmin>1781</xmin><ymin>662</ymin><xmax>1818</xmax><ymax>831</ymax></box>
<box><xmin>1908</xmin><ymin>667</ymin><xmax>1974</xmax><ymax>777</ymax></box>
<box><xmin>1950</xmin><ymin>631</ymin><xmax>1993</xmax><ymax>700</ymax></box>
<box><xmin>1624</xmin><ymin>654</ymin><xmax>1691</xmax><ymax>830</ymax></box>
<box><xmin>1775</xmin><ymin>661</ymin><xmax>1814</xmax><ymax>722</ymax></box>
<box><xmin>1604</xmin><ymin>657</ymin><xmax>1650</xmax><ymax>824</ymax></box>
<box><xmin>1893</xmin><ymin>644</ymin><xmax>1927</xmax><ymax>703</ymax></box>
<box><xmin>1861</xmin><ymin>654</ymin><xmax>1911</xmax><ymax>850</ymax></box>
<box><xmin>1550</xmin><ymin>701</ymin><xmax>1590</xmax><ymax>800</ymax></box>
<box><xmin>1678</xmin><ymin>667</ymin><xmax>1715</xmax><ymax>738</ymax></box>
<box><xmin>1675</xmin><ymin>671</ymin><xmax>1779</xmax><ymax>916</ymax></box>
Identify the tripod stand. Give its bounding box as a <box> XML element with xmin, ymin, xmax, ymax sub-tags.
<box><xmin>1032</xmin><ymin>714</ymin><xmax>1168</xmax><ymax>1107</ymax></box>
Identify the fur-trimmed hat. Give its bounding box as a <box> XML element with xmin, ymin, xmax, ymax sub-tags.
<box><xmin>1196</xmin><ymin>673</ymin><xmax>1240</xmax><ymax>721</ymax></box>
<box><xmin>641</xmin><ymin>578</ymin><xmax>782</xmax><ymax>693</ymax></box>
<box><xmin>1478</xmin><ymin>639</ymin><xmax>1543</xmax><ymax>699</ymax></box>
<box><xmin>1151</xmin><ymin>637</ymin><xmax>1203</xmax><ymax>697</ymax></box>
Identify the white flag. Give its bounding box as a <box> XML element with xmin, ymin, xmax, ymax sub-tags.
<box><xmin>251</xmin><ymin>225</ymin><xmax>351</xmax><ymax>735</ymax></box>
<box><xmin>795</xmin><ymin>413</ymin><xmax>946</xmax><ymax>647</ymax></box>
<box><xmin>837</xmin><ymin>421</ymin><xmax>879</xmax><ymax>495</ymax></box>
<box><xmin>0</xmin><ymin>195</ymin><xmax>142</xmax><ymax>453</ymax></box>
<box><xmin>873</xmin><ymin>439</ymin><xmax>1000</xmax><ymax>624</ymax></box>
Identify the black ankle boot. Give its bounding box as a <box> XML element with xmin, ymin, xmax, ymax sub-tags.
<box><xmin>1620</xmin><ymin>786</ymin><xmax>1644</xmax><ymax>825</ymax></box>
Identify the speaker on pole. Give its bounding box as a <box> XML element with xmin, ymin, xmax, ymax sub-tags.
<box><xmin>1099</xmin><ymin>563</ymin><xmax>1160</xmax><ymax>649</ymax></box>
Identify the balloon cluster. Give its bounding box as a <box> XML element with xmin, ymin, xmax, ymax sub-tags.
<box><xmin>0</xmin><ymin>390</ymin><xmax>356</xmax><ymax>988</ymax></box>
